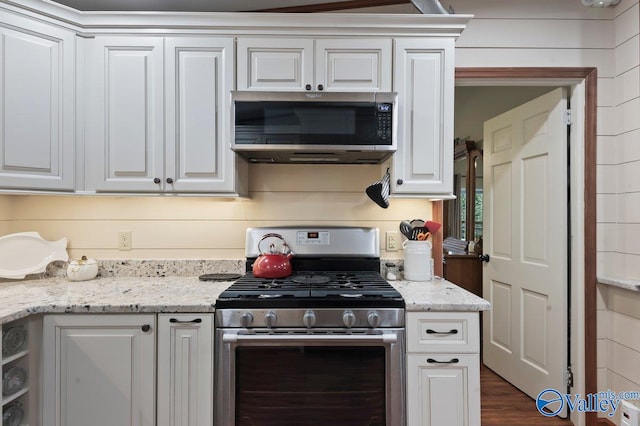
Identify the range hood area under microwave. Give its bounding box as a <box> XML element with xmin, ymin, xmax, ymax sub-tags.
<box><xmin>230</xmin><ymin>91</ymin><xmax>397</xmax><ymax>164</ymax></box>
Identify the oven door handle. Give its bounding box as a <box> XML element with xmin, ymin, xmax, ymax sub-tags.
<box><xmin>223</xmin><ymin>333</ymin><xmax>398</xmax><ymax>344</ymax></box>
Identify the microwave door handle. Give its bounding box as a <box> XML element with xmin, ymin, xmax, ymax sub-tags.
<box><xmin>222</xmin><ymin>333</ymin><xmax>397</xmax><ymax>344</ymax></box>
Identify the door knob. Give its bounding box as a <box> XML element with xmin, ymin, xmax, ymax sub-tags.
<box><xmin>479</xmin><ymin>254</ymin><xmax>490</xmax><ymax>263</ymax></box>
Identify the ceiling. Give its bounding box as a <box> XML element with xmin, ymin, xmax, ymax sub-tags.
<box><xmin>51</xmin><ymin>0</ymin><xmax>409</xmax><ymax>12</ymax></box>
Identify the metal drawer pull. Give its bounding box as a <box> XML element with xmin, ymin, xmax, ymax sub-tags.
<box><xmin>426</xmin><ymin>329</ymin><xmax>458</xmax><ymax>335</ymax></box>
<box><xmin>169</xmin><ymin>318</ymin><xmax>203</xmax><ymax>324</ymax></box>
<box><xmin>427</xmin><ymin>358</ymin><xmax>459</xmax><ymax>364</ymax></box>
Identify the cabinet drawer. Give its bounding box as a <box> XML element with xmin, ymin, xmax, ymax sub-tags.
<box><xmin>407</xmin><ymin>312</ymin><xmax>479</xmax><ymax>353</ymax></box>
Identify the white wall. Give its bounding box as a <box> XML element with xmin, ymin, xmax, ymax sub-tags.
<box><xmin>444</xmin><ymin>1</ymin><xmax>640</xmax><ymax>423</ymax></box>
<box><xmin>599</xmin><ymin>0</ymin><xmax>640</xmax><ymax>422</ymax></box>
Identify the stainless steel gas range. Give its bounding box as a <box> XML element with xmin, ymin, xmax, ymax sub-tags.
<box><xmin>215</xmin><ymin>226</ymin><xmax>405</xmax><ymax>426</ymax></box>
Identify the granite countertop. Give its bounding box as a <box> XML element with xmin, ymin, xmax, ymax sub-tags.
<box><xmin>597</xmin><ymin>276</ymin><xmax>640</xmax><ymax>292</ymax></box>
<box><xmin>0</xmin><ymin>274</ymin><xmax>490</xmax><ymax>325</ymax></box>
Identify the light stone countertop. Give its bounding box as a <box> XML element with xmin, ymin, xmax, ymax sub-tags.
<box><xmin>0</xmin><ymin>274</ymin><xmax>490</xmax><ymax>326</ymax></box>
<box><xmin>393</xmin><ymin>277</ymin><xmax>490</xmax><ymax>312</ymax></box>
<box><xmin>597</xmin><ymin>276</ymin><xmax>640</xmax><ymax>293</ymax></box>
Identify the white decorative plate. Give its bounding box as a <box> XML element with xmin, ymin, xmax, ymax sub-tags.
<box><xmin>0</xmin><ymin>232</ymin><xmax>69</xmax><ymax>279</ymax></box>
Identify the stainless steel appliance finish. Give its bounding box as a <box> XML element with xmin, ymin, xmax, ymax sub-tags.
<box><xmin>230</xmin><ymin>91</ymin><xmax>397</xmax><ymax>164</ymax></box>
<box><xmin>215</xmin><ymin>226</ymin><xmax>406</xmax><ymax>426</ymax></box>
<box><xmin>244</xmin><ymin>226</ymin><xmax>380</xmax><ymax>258</ymax></box>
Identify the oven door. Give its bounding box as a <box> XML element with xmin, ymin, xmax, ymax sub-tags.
<box><xmin>215</xmin><ymin>329</ymin><xmax>405</xmax><ymax>426</ymax></box>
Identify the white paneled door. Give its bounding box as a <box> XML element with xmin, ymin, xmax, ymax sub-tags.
<box><xmin>482</xmin><ymin>88</ymin><xmax>568</xmax><ymax>416</ymax></box>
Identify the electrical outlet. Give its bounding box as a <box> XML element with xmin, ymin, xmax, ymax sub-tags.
<box><xmin>118</xmin><ymin>231</ymin><xmax>132</xmax><ymax>251</ymax></box>
<box><xmin>386</xmin><ymin>231</ymin><xmax>399</xmax><ymax>251</ymax></box>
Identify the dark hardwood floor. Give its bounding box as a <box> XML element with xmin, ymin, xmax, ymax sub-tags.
<box><xmin>481</xmin><ymin>363</ymin><xmax>573</xmax><ymax>425</ymax></box>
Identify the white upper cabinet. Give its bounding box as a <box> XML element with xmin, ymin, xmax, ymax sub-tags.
<box><xmin>165</xmin><ymin>37</ymin><xmax>241</xmax><ymax>193</ymax></box>
<box><xmin>315</xmin><ymin>39</ymin><xmax>392</xmax><ymax>92</ymax></box>
<box><xmin>237</xmin><ymin>38</ymin><xmax>313</xmax><ymax>91</ymax></box>
<box><xmin>85</xmin><ymin>36</ymin><xmax>164</xmax><ymax>192</ymax></box>
<box><xmin>237</xmin><ymin>37</ymin><xmax>392</xmax><ymax>92</ymax></box>
<box><xmin>392</xmin><ymin>38</ymin><xmax>455</xmax><ymax>197</ymax></box>
<box><xmin>0</xmin><ymin>11</ymin><xmax>75</xmax><ymax>191</ymax></box>
<box><xmin>85</xmin><ymin>36</ymin><xmax>245</xmax><ymax>194</ymax></box>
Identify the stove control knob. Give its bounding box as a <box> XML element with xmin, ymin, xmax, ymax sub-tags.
<box><xmin>241</xmin><ymin>312</ymin><xmax>254</xmax><ymax>328</ymax></box>
<box><xmin>367</xmin><ymin>311</ymin><xmax>381</xmax><ymax>328</ymax></box>
<box><xmin>303</xmin><ymin>310</ymin><xmax>316</xmax><ymax>328</ymax></box>
<box><xmin>264</xmin><ymin>311</ymin><xmax>277</xmax><ymax>328</ymax></box>
<box><xmin>343</xmin><ymin>310</ymin><xmax>357</xmax><ymax>328</ymax></box>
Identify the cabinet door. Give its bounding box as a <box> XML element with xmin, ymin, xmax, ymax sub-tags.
<box><xmin>165</xmin><ymin>37</ymin><xmax>238</xmax><ymax>192</ymax></box>
<box><xmin>315</xmin><ymin>39</ymin><xmax>391</xmax><ymax>92</ymax></box>
<box><xmin>85</xmin><ymin>37</ymin><xmax>164</xmax><ymax>192</ymax></box>
<box><xmin>157</xmin><ymin>314</ymin><xmax>214</xmax><ymax>426</ymax></box>
<box><xmin>0</xmin><ymin>12</ymin><xmax>75</xmax><ymax>191</ymax></box>
<box><xmin>42</xmin><ymin>314</ymin><xmax>156</xmax><ymax>426</ymax></box>
<box><xmin>406</xmin><ymin>354</ymin><xmax>480</xmax><ymax>426</ymax></box>
<box><xmin>393</xmin><ymin>38</ymin><xmax>455</xmax><ymax>196</ymax></box>
<box><xmin>237</xmin><ymin>37</ymin><xmax>313</xmax><ymax>91</ymax></box>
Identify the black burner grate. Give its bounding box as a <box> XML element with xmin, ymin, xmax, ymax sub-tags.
<box><xmin>217</xmin><ymin>270</ymin><xmax>404</xmax><ymax>309</ymax></box>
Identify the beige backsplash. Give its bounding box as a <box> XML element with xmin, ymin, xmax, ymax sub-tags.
<box><xmin>0</xmin><ymin>164</ymin><xmax>432</xmax><ymax>260</ymax></box>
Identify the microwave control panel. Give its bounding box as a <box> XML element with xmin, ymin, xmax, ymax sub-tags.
<box><xmin>376</xmin><ymin>103</ymin><xmax>393</xmax><ymax>142</ymax></box>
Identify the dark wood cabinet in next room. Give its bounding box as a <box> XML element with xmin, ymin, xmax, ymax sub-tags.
<box><xmin>443</xmin><ymin>254</ymin><xmax>483</xmax><ymax>297</ymax></box>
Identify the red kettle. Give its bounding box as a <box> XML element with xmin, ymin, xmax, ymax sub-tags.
<box><xmin>252</xmin><ymin>233</ymin><xmax>294</xmax><ymax>278</ymax></box>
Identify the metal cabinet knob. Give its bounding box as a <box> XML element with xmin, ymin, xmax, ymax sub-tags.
<box><xmin>317</xmin><ymin>84</ymin><xmax>324</xmax><ymax>91</ymax></box>
<box><xmin>479</xmin><ymin>254</ymin><xmax>490</xmax><ymax>263</ymax></box>
<box><xmin>141</xmin><ymin>324</ymin><xmax>151</xmax><ymax>332</ymax></box>
<box><xmin>166</xmin><ymin>177</ymin><xmax>174</xmax><ymax>184</ymax></box>
<box><xmin>153</xmin><ymin>178</ymin><xmax>161</xmax><ymax>184</ymax></box>
<box><xmin>396</xmin><ymin>179</ymin><xmax>404</xmax><ymax>185</ymax></box>
<box><xmin>305</xmin><ymin>84</ymin><xmax>312</xmax><ymax>91</ymax></box>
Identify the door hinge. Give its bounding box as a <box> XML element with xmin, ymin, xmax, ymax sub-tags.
<box><xmin>564</xmin><ymin>109</ymin><xmax>572</xmax><ymax>125</ymax></box>
<box><xmin>566</xmin><ymin>366</ymin><xmax>574</xmax><ymax>389</ymax></box>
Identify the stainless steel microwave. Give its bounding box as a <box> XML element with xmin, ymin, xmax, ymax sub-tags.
<box><xmin>230</xmin><ymin>91</ymin><xmax>397</xmax><ymax>164</ymax></box>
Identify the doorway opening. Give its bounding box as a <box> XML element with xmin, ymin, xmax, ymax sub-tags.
<box><xmin>436</xmin><ymin>67</ymin><xmax>597</xmax><ymax>426</ymax></box>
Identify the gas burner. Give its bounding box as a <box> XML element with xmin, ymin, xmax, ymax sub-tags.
<box><xmin>291</xmin><ymin>273</ymin><xmax>331</xmax><ymax>285</ymax></box>
<box><xmin>330</xmin><ymin>282</ymin><xmax>363</xmax><ymax>290</ymax></box>
<box><xmin>258</xmin><ymin>294</ymin><xmax>283</xmax><ymax>299</ymax></box>
<box><xmin>259</xmin><ymin>280</ymin><xmax>285</xmax><ymax>289</ymax></box>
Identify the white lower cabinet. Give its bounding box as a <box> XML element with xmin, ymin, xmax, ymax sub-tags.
<box><xmin>406</xmin><ymin>312</ymin><xmax>481</xmax><ymax>426</ymax></box>
<box><xmin>42</xmin><ymin>314</ymin><xmax>157</xmax><ymax>426</ymax></box>
<box><xmin>42</xmin><ymin>313</ymin><xmax>215</xmax><ymax>426</ymax></box>
<box><xmin>157</xmin><ymin>314</ymin><xmax>214</xmax><ymax>426</ymax></box>
<box><xmin>1</xmin><ymin>316</ymin><xmax>42</xmax><ymax>426</ymax></box>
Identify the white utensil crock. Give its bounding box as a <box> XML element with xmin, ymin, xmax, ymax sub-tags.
<box><xmin>402</xmin><ymin>240</ymin><xmax>432</xmax><ymax>281</ymax></box>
